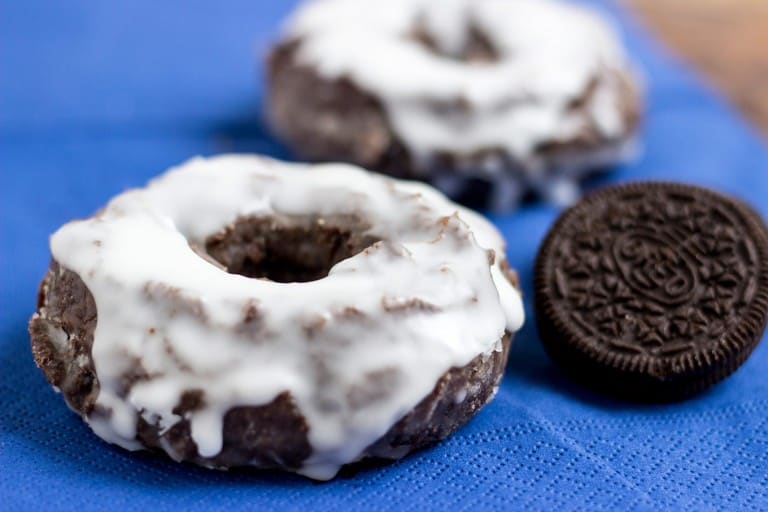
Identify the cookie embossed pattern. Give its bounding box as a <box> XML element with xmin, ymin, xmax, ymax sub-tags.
<box><xmin>535</xmin><ymin>182</ymin><xmax>768</xmax><ymax>400</ymax></box>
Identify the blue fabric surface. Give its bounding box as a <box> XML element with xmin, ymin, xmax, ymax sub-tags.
<box><xmin>2</xmin><ymin>1</ymin><xmax>768</xmax><ymax>510</ymax></box>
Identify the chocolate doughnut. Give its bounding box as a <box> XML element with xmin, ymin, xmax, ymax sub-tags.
<box><xmin>267</xmin><ymin>0</ymin><xmax>641</xmax><ymax>209</ymax></box>
<box><xmin>29</xmin><ymin>155</ymin><xmax>524</xmax><ymax>479</ymax></box>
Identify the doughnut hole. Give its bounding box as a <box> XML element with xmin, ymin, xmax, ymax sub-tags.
<box><xmin>410</xmin><ymin>23</ymin><xmax>499</xmax><ymax>63</ymax></box>
<box><xmin>204</xmin><ymin>215</ymin><xmax>380</xmax><ymax>283</ymax></box>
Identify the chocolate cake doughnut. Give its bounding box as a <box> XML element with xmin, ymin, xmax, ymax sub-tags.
<box><xmin>267</xmin><ymin>0</ymin><xmax>641</xmax><ymax>210</ymax></box>
<box><xmin>29</xmin><ymin>155</ymin><xmax>524</xmax><ymax>480</ymax></box>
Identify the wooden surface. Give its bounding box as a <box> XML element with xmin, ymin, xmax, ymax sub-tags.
<box><xmin>629</xmin><ymin>0</ymin><xmax>768</xmax><ymax>136</ymax></box>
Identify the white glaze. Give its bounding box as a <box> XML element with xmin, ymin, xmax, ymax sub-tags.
<box><xmin>50</xmin><ymin>155</ymin><xmax>524</xmax><ymax>480</ymax></box>
<box><xmin>282</xmin><ymin>0</ymin><xmax>636</xmax><ymax>181</ymax></box>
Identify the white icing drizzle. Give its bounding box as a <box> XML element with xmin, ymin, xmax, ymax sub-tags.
<box><xmin>282</xmin><ymin>0</ymin><xmax>635</xmax><ymax>175</ymax></box>
<box><xmin>50</xmin><ymin>155</ymin><xmax>524</xmax><ymax>480</ymax></box>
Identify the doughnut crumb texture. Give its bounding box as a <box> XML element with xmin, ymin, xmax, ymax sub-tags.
<box><xmin>267</xmin><ymin>0</ymin><xmax>642</xmax><ymax>209</ymax></box>
<box><xmin>29</xmin><ymin>155</ymin><xmax>524</xmax><ymax>479</ymax></box>
<box><xmin>534</xmin><ymin>182</ymin><xmax>768</xmax><ymax>401</ymax></box>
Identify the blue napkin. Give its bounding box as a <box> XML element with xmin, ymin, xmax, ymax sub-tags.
<box><xmin>1</xmin><ymin>1</ymin><xmax>767</xmax><ymax>510</ymax></box>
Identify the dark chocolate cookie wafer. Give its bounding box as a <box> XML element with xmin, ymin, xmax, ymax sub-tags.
<box><xmin>534</xmin><ymin>182</ymin><xmax>768</xmax><ymax>400</ymax></box>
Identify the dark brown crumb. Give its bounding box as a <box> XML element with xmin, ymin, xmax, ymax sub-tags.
<box><xmin>205</xmin><ymin>213</ymin><xmax>379</xmax><ymax>283</ymax></box>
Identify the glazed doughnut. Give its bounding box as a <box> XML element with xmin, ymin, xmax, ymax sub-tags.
<box><xmin>29</xmin><ymin>155</ymin><xmax>524</xmax><ymax>480</ymax></box>
<box><xmin>267</xmin><ymin>0</ymin><xmax>641</xmax><ymax>209</ymax></box>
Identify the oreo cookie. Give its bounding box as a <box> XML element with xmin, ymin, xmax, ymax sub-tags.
<box><xmin>534</xmin><ymin>182</ymin><xmax>768</xmax><ymax>400</ymax></box>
